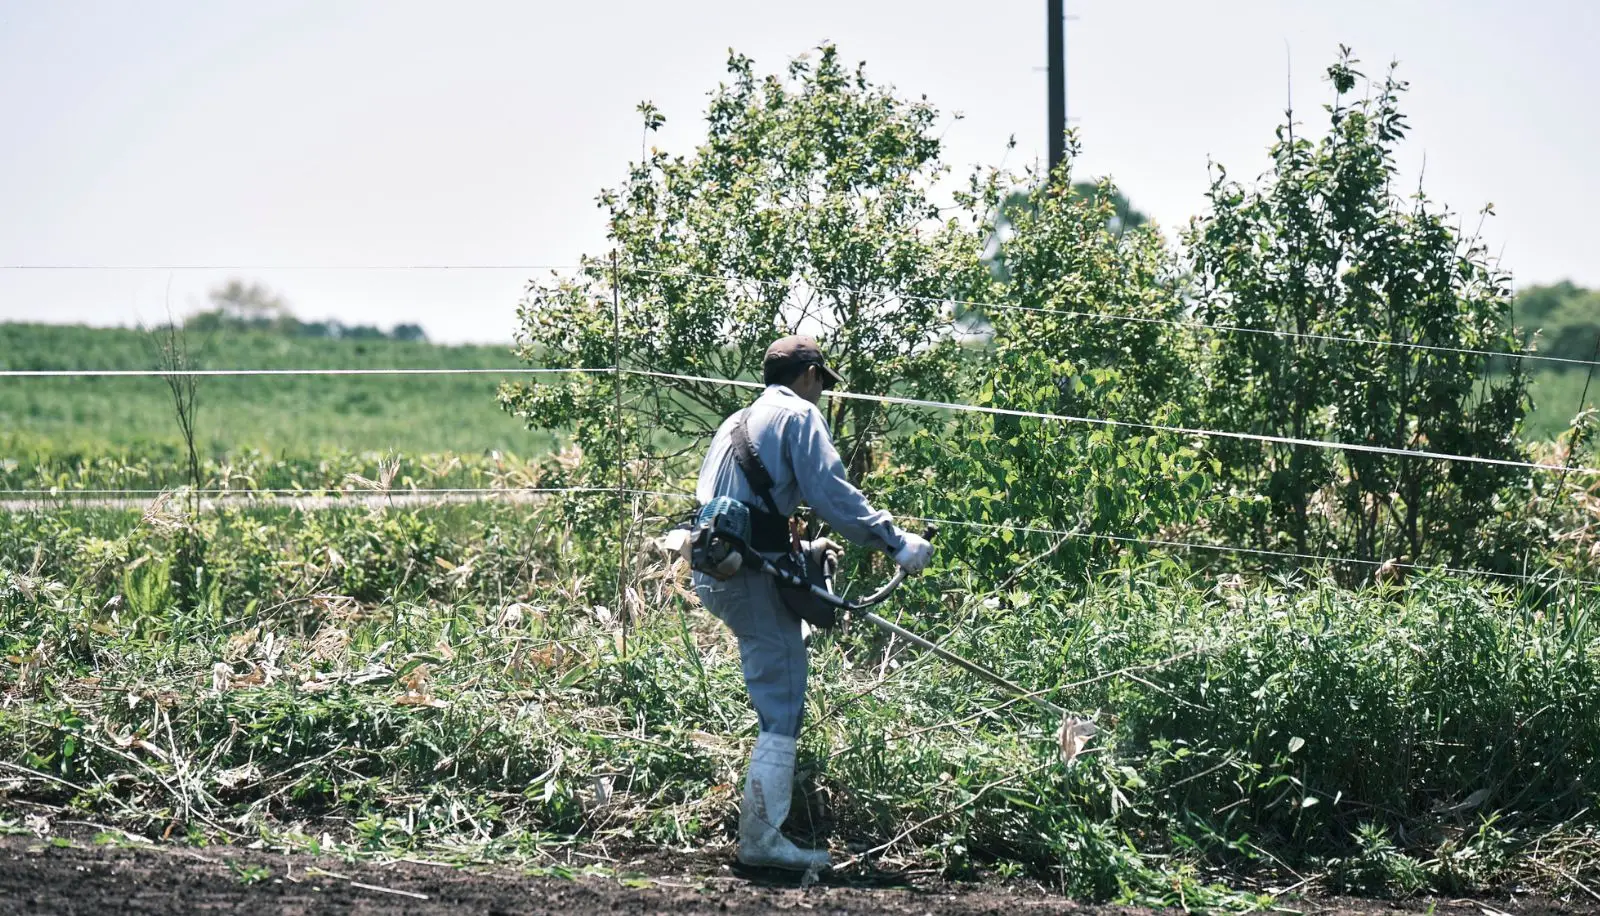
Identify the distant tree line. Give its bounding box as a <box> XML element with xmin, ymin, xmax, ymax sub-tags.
<box><xmin>186</xmin><ymin>279</ymin><xmax>426</xmax><ymax>342</ymax></box>
<box><xmin>1515</xmin><ymin>281</ymin><xmax>1600</xmax><ymax>363</ymax></box>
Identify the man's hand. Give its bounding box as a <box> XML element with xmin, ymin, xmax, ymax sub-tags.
<box><xmin>803</xmin><ymin>537</ymin><xmax>845</xmax><ymax>568</ymax></box>
<box><xmin>893</xmin><ymin>532</ymin><xmax>934</xmax><ymax>574</ymax></box>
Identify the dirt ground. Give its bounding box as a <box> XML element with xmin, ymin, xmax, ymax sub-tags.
<box><xmin>0</xmin><ymin>831</ymin><xmax>1592</xmax><ymax>916</ymax></box>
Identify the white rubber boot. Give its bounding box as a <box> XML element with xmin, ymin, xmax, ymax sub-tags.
<box><xmin>737</xmin><ymin>732</ymin><xmax>831</xmax><ymax>872</ymax></box>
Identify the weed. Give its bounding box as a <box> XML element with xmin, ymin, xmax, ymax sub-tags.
<box><xmin>228</xmin><ymin>861</ymin><xmax>273</xmax><ymax>885</ymax></box>
<box><xmin>1326</xmin><ymin>824</ymin><xmax>1429</xmax><ymax>898</ymax></box>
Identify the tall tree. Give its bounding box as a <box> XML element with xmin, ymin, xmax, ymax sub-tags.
<box><xmin>1185</xmin><ymin>48</ymin><xmax>1531</xmax><ymax>576</ymax></box>
<box><xmin>502</xmin><ymin>46</ymin><xmax>992</xmax><ymax>485</ymax></box>
<box><xmin>883</xmin><ymin>153</ymin><xmax>1203</xmax><ymax>580</ymax></box>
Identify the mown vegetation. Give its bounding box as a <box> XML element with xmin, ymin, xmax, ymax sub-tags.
<box><xmin>4</xmin><ymin>44</ymin><xmax>1600</xmax><ymax>909</ymax></box>
<box><xmin>3</xmin><ymin>494</ymin><xmax>1596</xmax><ymax>905</ymax></box>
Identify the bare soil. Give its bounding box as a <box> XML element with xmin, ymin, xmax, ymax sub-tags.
<box><xmin>1</xmin><ymin>831</ymin><xmax>1592</xmax><ymax>916</ymax></box>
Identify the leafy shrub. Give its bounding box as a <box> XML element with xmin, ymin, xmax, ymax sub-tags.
<box><xmin>501</xmin><ymin>44</ymin><xmax>992</xmax><ymax>486</ymax></box>
<box><xmin>1184</xmin><ymin>49</ymin><xmax>1532</xmax><ymax>579</ymax></box>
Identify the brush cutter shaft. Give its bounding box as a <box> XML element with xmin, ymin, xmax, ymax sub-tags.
<box><xmin>858</xmin><ymin>611</ymin><xmax>1065</xmax><ymax>718</ymax></box>
<box><xmin>752</xmin><ymin>525</ymin><xmax>1065</xmax><ymax>718</ymax></box>
<box><xmin>755</xmin><ymin>558</ymin><xmax>905</xmax><ymax>611</ymax></box>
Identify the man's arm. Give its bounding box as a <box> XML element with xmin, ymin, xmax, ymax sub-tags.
<box><xmin>784</xmin><ymin>406</ymin><xmax>906</xmax><ymax>553</ymax></box>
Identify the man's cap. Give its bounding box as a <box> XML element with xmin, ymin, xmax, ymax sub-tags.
<box><xmin>764</xmin><ymin>334</ymin><xmax>844</xmax><ymax>387</ymax></box>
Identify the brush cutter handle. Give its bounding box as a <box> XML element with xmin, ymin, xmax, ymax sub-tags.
<box><xmin>760</xmin><ymin>525</ymin><xmax>936</xmax><ymax>611</ymax></box>
<box><xmin>847</xmin><ymin>524</ymin><xmax>936</xmax><ymax>607</ymax></box>
<box><xmin>758</xmin><ymin>554</ymin><xmax>893</xmax><ymax>611</ymax></box>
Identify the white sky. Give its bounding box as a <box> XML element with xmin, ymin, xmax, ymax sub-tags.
<box><xmin>2</xmin><ymin>0</ymin><xmax>1595</xmax><ymax>344</ymax></box>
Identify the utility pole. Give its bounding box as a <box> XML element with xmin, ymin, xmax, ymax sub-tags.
<box><xmin>1047</xmin><ymin>0</ymin><xmax>1066</xmax><ymax>178</ymax></box>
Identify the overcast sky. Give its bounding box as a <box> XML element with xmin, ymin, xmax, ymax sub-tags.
<box><xmin>2</xmin><ymin>0</ymin><xmax>1595</xmax><ymax>344</ymax></box>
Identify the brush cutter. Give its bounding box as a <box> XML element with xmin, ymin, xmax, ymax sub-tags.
<box><xmin>751</xmin><ymin>527</ymin><xmax>1067</xmax><ymax>719</ymax></box>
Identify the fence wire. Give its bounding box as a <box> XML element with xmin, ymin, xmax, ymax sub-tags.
<box><xmin>4</xmin><ymin>260</ymin><xmax>1583</xmax><ymax>367</ymax></box>
<box><xmin>623</xmin><ymin>368</ymin><xmax>1600</xmax><ymax>476</ymax></box>
<box><xmin>897</xmin><ymin>513</ymin><xmax>1600</xmax><ymax>590</ymax></box>
<box><xmin>0</xmin><ymin>264</ymin><xmax>585</xmax><ymax>271</ymax></box>
<box><xmin>620</xmin><ymin>264</ymin><xmax>1596</xmax><ymax>371</ymax></box>
<box><xmin>0</xmin><ymin>368</ymin><xmax>597</xmax><ymax>378</ymax></box>
<box><xmin>5</xmin><ymin>260</ymin><xmax>1597</xmax><ymax>596</ymax></box>
<box><xmin>9</xmin><ymin>363</ymin><xmax>1583</xmax><ymax>474</ymax></box>
<box><xmin>0</xmin><ymin>486</ymin><xmax>684</xmax><ymax>499</ymax></box>
<box><xmin>5</xmin><ymin>484</ymin><xmax>1590</xmax><ymax>589</ymax></box>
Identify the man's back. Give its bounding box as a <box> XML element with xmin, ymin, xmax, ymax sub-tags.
<box><xmin>695</xmin><ymin>384</ymin><xmax>902</xmax><ymax>553</ymax></box>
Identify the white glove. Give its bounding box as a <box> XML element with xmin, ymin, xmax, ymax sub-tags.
<box><xmin>893</xmin><ymin>532</ymin><xmax>933</xmax><ymax>574</ymax></box>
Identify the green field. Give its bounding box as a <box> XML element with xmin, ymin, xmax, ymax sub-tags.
<box><xmin>1525</xmin><ymin>367</ymin><xmax>1600</xmax><ymax>442</ymax></box>
<box><xmin>3</xmin><ymin>322</ymin><xmax>1591</xmax><ymax>463</ymax></box>
<box><xmin>5</xmin><ymin>321</ymin><xmax>1589</xmax><ymax>457</ymax></box>
<box><xmin>0</xmin><ymin>323</ymin><xmax>551</xmax><ymax>460</ymax></box>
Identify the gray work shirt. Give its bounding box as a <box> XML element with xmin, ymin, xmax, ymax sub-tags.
<box><xmin>695</xmin><ymin>385</ymin><xmax>906</xmax><ymax>553</ymax></box>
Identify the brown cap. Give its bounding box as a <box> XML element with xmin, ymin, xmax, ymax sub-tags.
<box><xmin>763</xmin><ymin>334</ymin><xmax>844</xmax><ymax>387</ymax></box>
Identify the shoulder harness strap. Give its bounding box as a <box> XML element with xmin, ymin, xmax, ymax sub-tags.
<box><xmin>729</xmin><ymin>408</ymin><xmax>784</xmax><ymax>520</ymax></box>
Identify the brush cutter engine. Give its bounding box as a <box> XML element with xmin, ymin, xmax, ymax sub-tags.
<box><xmin>689</xmin><ymin>496</ymin><xmax>753</xmax><ymax>580</ymax></box>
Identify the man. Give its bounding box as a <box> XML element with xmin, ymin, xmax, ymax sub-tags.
<box><xmin>692</xmin><ymin>334</ymin><xmax>934</xmax><ymax>872</ymax></box>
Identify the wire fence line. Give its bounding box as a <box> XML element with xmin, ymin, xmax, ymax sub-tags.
<box><xmin>3</xmin><ymin>260</ymin><xmax>1586</xmax><ymax>369</ymax></box>
<box><xmin>7</xmin><ymin>364</ymin><xmax>1596</xmax><ymax>590</ymax></box>
<box><xmin>0</xmin><ymin>368</ymin><xmax>594</xmax><ymax>378</ymax></box>
<box><xmin>624</xmin><ymin>368</ymin><xmax>1600</xmax><ymax>476</ymax></box>
<box><xmin>899</xmin><ymin>513</ymin><xmax>1600</xmax><ymax>589</ymax></box>
<box><xmin>0</xmin><ymin>486</ymin><xmax>685</xmax><ymax>499</ymax></box>
<box><xmin>6</xmin><ymin>259</ymin><xmax>1595</xmax><ymax>595</ymax></box>
<box><xmin>0</xmin><ymin>264</ymin><xmax>585</xmax><ymax>271</ymax></box>
<box><xmin>5</xmin><ymin>363</ymin><xmax>1587</xmax><ymax>474</ymax></box>
<box><xmin>5</xmin><ymin>482</ymin><xmax>1590</xmax><ymax>589</ymax></box>
<box><xmin>0</xmin><ymin>486</ymin><xmax>686</xmax><ymax>518</ymax></box>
